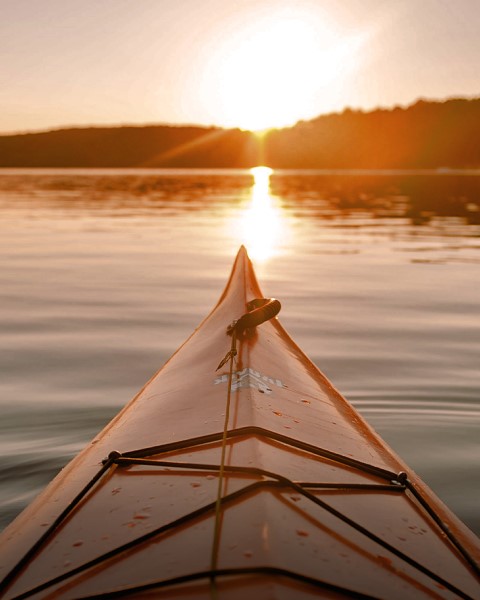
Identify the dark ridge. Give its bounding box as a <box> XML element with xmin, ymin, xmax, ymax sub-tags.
<box><xmin>0</xmin><ymin>97</ymin><xmax>479</xmax><ymax>168</ymax></box>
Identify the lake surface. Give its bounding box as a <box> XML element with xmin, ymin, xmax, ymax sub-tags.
<box><xmin>0</xmin><ymin>168</ymin><xmax>479</xmax><ymax>536</ymax></box>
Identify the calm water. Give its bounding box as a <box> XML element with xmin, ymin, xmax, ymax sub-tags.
<box><xmin>0</xmin><ymin>168</ymin><xmax>479</xmax><ymax>536</ymax></box>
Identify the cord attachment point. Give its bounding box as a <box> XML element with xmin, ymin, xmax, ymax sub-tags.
<box><xmin>227</xmin><ymin>298</ymin><xmax>281</xmax><ymax>337</ymax></box>
<box><xmin>102</xmin><ymin>450</ymin><xmax>122</xmax><ymax>465</ymax></box>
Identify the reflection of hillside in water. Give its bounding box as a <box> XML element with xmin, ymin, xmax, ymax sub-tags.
<box><xmin>271</xmin><ymin>173</ymin><xmax>480</xmax><ymax>225</ymax></box>
<box><xmin>0</xmin><ymin>172</ymin><xmax>252</xmax><ymax>197</ymax></box>
<box><xmin>0</xmin><ymin>171</ymin><xmax>479</xmax><ymax>225</ymax></box>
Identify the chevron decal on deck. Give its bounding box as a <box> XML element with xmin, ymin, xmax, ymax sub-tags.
<box><xmin>214</xmin><ymin>368</ymin><xmax>284</xmax><ymax>395</ymax></box>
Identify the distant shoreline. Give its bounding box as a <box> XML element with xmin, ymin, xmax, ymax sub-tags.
<box><xmin>1</xmin><ymin>98</ymin><xmax>479</xmax><ymax>169</ymax></box>
<box><xmin>1</xmin><ymin>167</ymin><xmax>480</xmax><ymax>176</ymax></box>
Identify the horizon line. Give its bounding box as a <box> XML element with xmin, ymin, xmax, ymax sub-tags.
<box><xmin>1</xmin><ymin>94</ymin><xmax>478</xmax><ymax>138</ymax></box>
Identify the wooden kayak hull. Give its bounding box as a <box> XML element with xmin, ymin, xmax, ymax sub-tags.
<box><xmin>0</xmin><ymin>246</ymin><xmax>479</xmax><ymax>599</ymax></box>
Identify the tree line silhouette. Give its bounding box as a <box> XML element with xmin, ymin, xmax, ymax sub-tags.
<box><xmin>0</xmin><ymin>98</ymin><xmax>478</xmax><ymax>168</ymax></box>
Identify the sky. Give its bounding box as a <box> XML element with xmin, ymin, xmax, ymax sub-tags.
<box><xmin>0</xmin><ymin>0</ymin><xmax>479</xmax><ymax>133</ymax></box>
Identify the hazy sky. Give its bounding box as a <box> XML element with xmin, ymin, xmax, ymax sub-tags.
<box><xmin>1</xmin><ymin>0</ymin><xmax>479</xmax><ymax>133</ymax></box>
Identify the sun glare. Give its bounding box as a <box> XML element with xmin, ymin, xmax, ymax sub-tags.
<box><xmin>238</xmin><ymin>166</ymin><xmax>286</xmax><ymax>262</ymax></box>
<box><xmin>200</xmin><ymin>7</ymin><xmax>365</xmax><ymax>131</ymax></box>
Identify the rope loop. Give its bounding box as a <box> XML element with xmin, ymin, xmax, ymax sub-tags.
<box><xmin>227</xmin><ymin>298</ymin><xmax>281</xmax><ymax>336</ymax></box>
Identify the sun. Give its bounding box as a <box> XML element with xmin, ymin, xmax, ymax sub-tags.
<box><xmin>197</xmin><ymin>6</ymin><xmax>364</xmax><ymax>131</ymax></box>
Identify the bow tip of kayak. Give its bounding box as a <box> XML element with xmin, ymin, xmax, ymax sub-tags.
<box><xmin>236</xmin><ymin>244</ymin><xmax>250</xmax><ymax>259</ymax></box>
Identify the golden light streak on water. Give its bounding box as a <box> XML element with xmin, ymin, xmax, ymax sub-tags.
<box><xmin>239</xmin><ymin>166</ymin><xmax>287</xmax><ymax>262</ymax></box>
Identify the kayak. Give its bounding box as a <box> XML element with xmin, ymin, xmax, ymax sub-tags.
<box><xmin>0</xmin><ymin>246</ymin><xmax>479</xmax><ymax>600</ymax></box>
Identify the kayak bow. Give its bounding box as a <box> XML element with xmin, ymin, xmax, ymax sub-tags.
<box><xmin>0</xmin><ymin>246</ymin><xmax>479</xmax><ymax>599</ymax></box>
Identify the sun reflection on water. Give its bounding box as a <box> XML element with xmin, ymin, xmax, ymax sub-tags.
<box><xmin>238</xmin><ymin>166</ymin><xmax>287</xmax><ymax>262</ymax></box>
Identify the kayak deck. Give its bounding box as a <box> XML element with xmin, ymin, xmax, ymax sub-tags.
<box><xmin>0</xmin><ymin>246</ymin><xmax>479</xmax><ymax>599</ymax></box>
